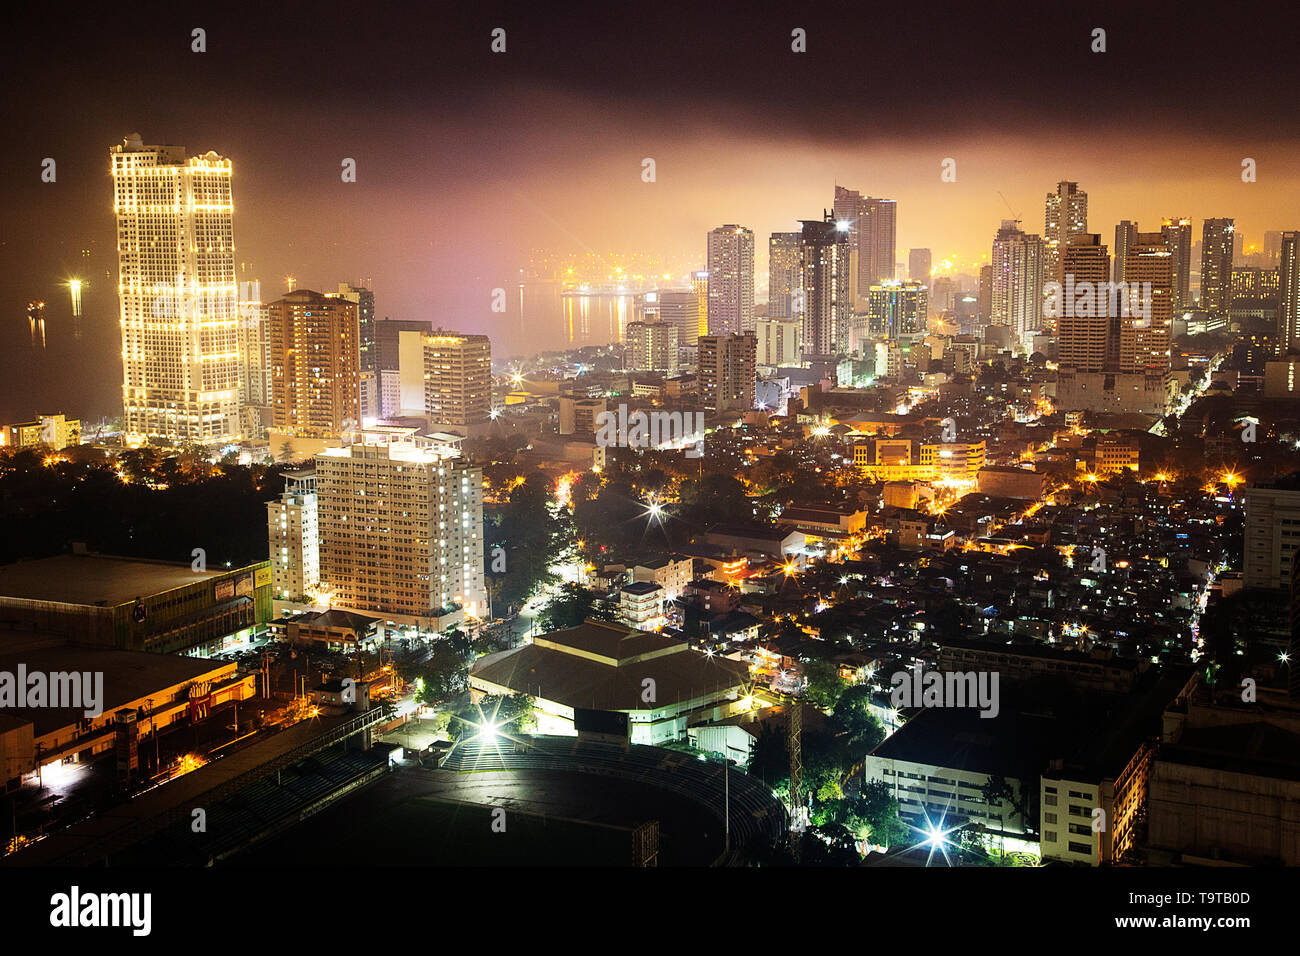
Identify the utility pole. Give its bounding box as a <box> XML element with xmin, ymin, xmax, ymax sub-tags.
<box><xmin>788</xmin><ymin>697</ymin><xmax>804</xmax><ymax>862</ymax></box>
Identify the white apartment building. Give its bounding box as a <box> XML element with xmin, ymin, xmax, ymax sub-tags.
<box><xmin>316</xmin><ymin>439</ymin><xmax>486</xmax><ymax>625</ymax></box>
<box><xmin>1244</xmin><ymin>478</ymin><xmax>1300</xmax><ymax>589</ymax></box>
<box><xmin>756</xmin><ymin>317</ymin><xmax>800</xmax><ymax>367</ymax></box>
<box><xmin>632</xmin><ymin>554</ymin><xmax>694</xmax><ymax>603</ymax></box>
<box><xmin>267</xmin><ymin>470</ymin><xmax>319</xmax><ymax>602</ymax></box>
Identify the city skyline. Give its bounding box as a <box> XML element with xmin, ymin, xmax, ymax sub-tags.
<box><xmin>7</xmin><ymin>2</ymin><xmax>1300</xmax><ymax>423</ymax></box>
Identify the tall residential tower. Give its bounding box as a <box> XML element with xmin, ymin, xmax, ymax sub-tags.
<box><xmin>111</xmin><ymin>134</ymin><xmax>240</xmax><ymax>443</ymax></box>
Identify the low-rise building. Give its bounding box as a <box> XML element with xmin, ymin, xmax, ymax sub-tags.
<box><xmin>469</xmin><ymin>620</ymin><xmax>752</xmax><ymax>745</ymax></box>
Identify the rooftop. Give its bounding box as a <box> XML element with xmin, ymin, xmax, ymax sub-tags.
<box><xmin>0</xmin><ymin>554</ymin><xmax>229</xmax><ymax>607</ymax></box>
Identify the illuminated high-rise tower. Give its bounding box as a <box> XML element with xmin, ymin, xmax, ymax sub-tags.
<box><xmin>798</xmin><ymin>215</ymin><xmax>853</xmax><ymax>358</ymax></box>
<box><xmin>833</xmin><ymin>186</ymin><xmax>896</xmax><ymax>302</ymax></box>
<box><xmin>267</xmin><ymin>289</ymin><xmax>361</xmax><ymax>439</ymax></box>
<box><xmin>706</xmin><ymin>225</ymin><xmax>755</xmax><ymax>334</ymax></box>
<box><xmin>768</xmin><ymin>232</ymin><xmax>802</xmax><ymax>319</ymax></box>
<box><xmin>325</xmin><ymin>282</ymin><xmax>376</xmax><ymax>372</ymax></box>
<box><xmin>1279</xmin><ymin>232</ymin><xmax>1300</xmax><ymax>355</ymax></box>
<box><xmin>1161</xmin><ymin>218</ymin><xmax>1193</xmax><ymax>313</ymax></box>
<box><xmin>990</xmin><ymin>220</ymin><xmax>1044</xmax><ymax>349</ymax></box>
<box><xmin>1044</xmin><ymin>181</ymin><xmax>1088</xmax><ymax>285</ymax></box>
<box><xmin>111</xmin><ymin>134</ymin><xmax>240</xmax><ymax>444</ymax></box>
<box><xmin>1201</xmin><ymin>218</ymin><xmax>1236</xmax><ymax>316</ymax></box>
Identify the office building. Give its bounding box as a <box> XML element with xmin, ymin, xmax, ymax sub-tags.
<box><xmin>1056</xmin><ymin>235</ymin><xmax>1113</xmax><ymax>371</ymax></box>
<box><xmin>706</xmin><ymin>225</ymin><xmax>755</xmax><ymax>334</ymax></box>
<box><xmin>1122</xmin><ymin>231</ymin><xmax>1175</xmax><ymax>370</ymax></box>
<box><xmin>833</xmin><ymin>186</ymin><xmax>896</xmax><ymax>301</ymax></box>
<box><xmin>1161</xmin><ymin>218</ymin><xmax>1193</xmax><ymax>313</ymax></box>
<box><xmin>1114</xmin><ymin>221</ymin><xmax>1138</xmax><ymax>284</ymax></box>
<box><xmin>267</xmin><ymin>289</ymin><xmax>361</xmax><ymax>439</ymax></box>
<box><xmin>1</xmin><ymin>413</ymin><xmax>80</xmax><ymax>450</ymax></box>
<box><xmin>110</xmin><ymin>134</ymin><xmax>240</xmax><ymax>444</ymax></box>
<box><xmin>909</xmin><ymin>248</ymin><xmax>932</xmax><ymax>285</ymax></box>
<box><xmin>316</xmin><ymin>439</ymin><xmax>486</xmax><ymax>624</ymax></box>
<box><xmin>1280</xmin><ymin>232</ymin><xmax>1300</xmax><ymax>354</ymax></box>
<box><xmin>657</xmin><ymin>290</ymin><xmax>702</xmax><ymax>346</ymax></box>
<box><xmin>1244</xmin><ymin>476</ymin><xmax>1300</xmax><ymax>590</ymax></box>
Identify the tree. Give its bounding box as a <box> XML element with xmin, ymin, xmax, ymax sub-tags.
<box><xmin>803</xmin><ymin>659</ymin><xmax>847</xmax><ymax>711</ymax></box>
<box><xmin>830</xmin><ymin>684</ymin><xmax>886</xmax><ymax>760</ymax></box>
<box><xmin>855</xmin><ymin>778</ymin><xmax>910</xmax><ymax>847</ymax></box>
<box><xmin>539</xmin><ymin>583</ymin><xmax>597</xmax><ymax>631</ymax></box>
<box><xmin>400</xmin><ymin>646</ymin><xmax>469</xmax><ymax>705</ymax></box>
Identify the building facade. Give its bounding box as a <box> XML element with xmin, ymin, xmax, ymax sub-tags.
<box><xmin>110</xmin><ymin>134</ymin><xmax>241</xmax><ymax>444</ymax></box>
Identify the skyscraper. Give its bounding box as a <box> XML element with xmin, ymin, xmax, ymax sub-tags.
<box><xmin>1123</xmin><ymin>232</ymin><xmax>1175</xmax><ymax>370</ymax></box>
<box><xmin>111</xmin><ymin>134</ymin><xmax>240</xmax><ymax>443</ymax></box>
<box><xmin>768</xmin><ymin>232</ymin><xmax>802</xmax><ymax>319</ymax></box>
<box><xmin>1201</xmin><ymin>218</ymin><xmax>1236</xmax><ymax>315</ymax></box>
<box><xmin>909</xmin><ymin>248</ymin><xmax>932</xmax><ymax>285</ymax></box>
<box><xmin>1056</xmin><ymin>235</ymin><xmax>1113</xmax><ymax>372</ymax></box>
<box><xmin>422</xmin><ymin>331</ymin><xmax>492</xmax><ymax>429</ymax></box>
<box><xmin>1279</xmin><ymin>232</ymin><xmax>1300</xmax><ymax>355</ymax></box>
<box><xmin>690</xmin><ymin>270</ymin><xmax>709</xmax><ymax>335</ymax></box>
<box><xmin>706</xmin><ymin>225</ymin><xmax>755</xmax><ymax>334</ymax></box>
<box><xmin>990</xmin><ymin>220</ymin><xmax>1045</xmax><ymax>348</ymax></box>
<box><xmin>833</xmin><ymin>186</ymin><xmax>896</xmax><ymax>299</ymax></box>
<box><xmin>267</xmin><ymin>289</ymin><xmax>361</xmax><ymax>439</ymax></box>
<box><xmin>1114</xmin><ymin>221</ymin><xmax>1138</xmax><ymax>284</ymax></box>
<box><xmin>325</xmin><ymin>282</ymin><xmax>376</xmax><ymax>372</ymax></box>
<box><xmin>316</xmin><ymin>440</ymin><xmax>486</xmax><ymax>620</ymax></box>
<box><xmin>699</xmin><ymin>332</ymin><xmax>757</xmax><ymax>412</ymax></box>
<box><xmin>798</xmin><ymin>215</ymin><xmax>853</xmax><ymax>359</ymax></box>
<box><xmin>1161</xmin><ymin>218</ymin><xmax>1193</xmax><ymax>313</ymax></box>
<box><xmin>1044</xmin><ymin>181</ymin><xmax>1088</xmax><ymax>284</ymax></box>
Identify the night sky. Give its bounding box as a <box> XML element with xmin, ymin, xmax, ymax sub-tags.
<box><xmin>3</xmin><ymin>0</ymin><xmax>1299</xmax><ymax>423</ymax></box>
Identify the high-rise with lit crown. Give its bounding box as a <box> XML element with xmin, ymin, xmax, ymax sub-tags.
<box><xmin>111</xmin><ymin>133</ymin><xmax>241</xmax><ymax>443</ymax></box>
<box><xmin>706</xmin><ymin>225</ymin><xmax>755</xmax><ymax>334</ymax></box>
<box><xmin>423</xmin><ymin>331</ymin><xmax>492</xmax><ymax>430</ymax></box>
<box><xmin>316</xmin><ymin>439</ymin><xmax>486</xmax><ymax>620</ymax></box>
